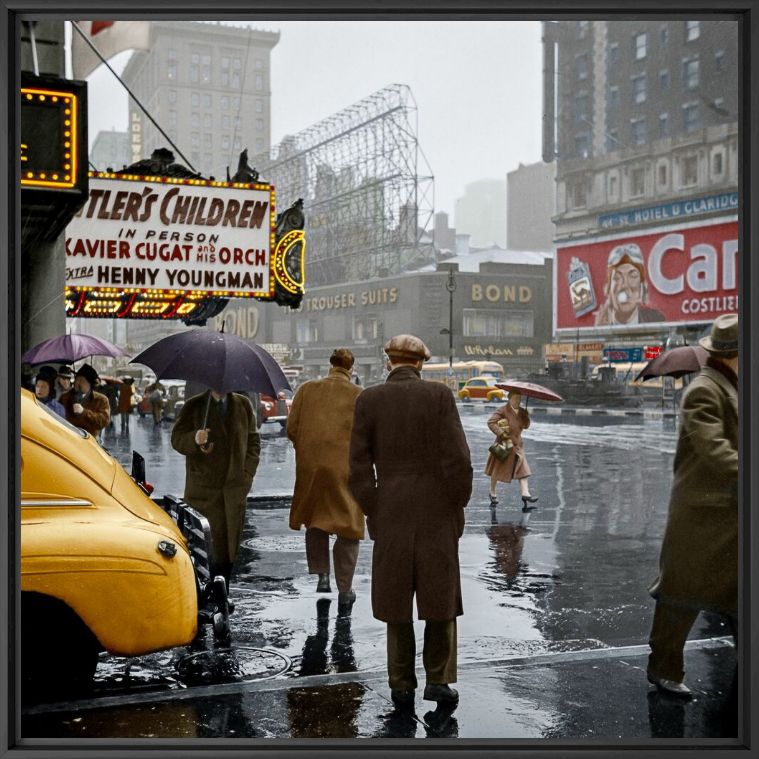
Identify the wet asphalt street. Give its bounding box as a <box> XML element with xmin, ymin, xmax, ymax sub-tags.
<box><xmin>21</xmin><ymin>405</ymin><xmax>739</xmax><ymax>740</ymax></box>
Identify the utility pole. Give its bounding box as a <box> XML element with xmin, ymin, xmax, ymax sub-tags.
<box><xmin>446</xmin><ymin>268</ymin><xmax>457</xmax><ymax>372</ymax></box>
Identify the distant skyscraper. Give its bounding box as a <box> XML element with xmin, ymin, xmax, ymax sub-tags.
<box><xmin>454</xmin><ymin>179</ymin><xmax>507</xmax><ymax>248</ymax></box>
<box><xmin>507</xmin><ymin>162</ymin><xmax>556</xmax><ymax>251</ymax></box>
<box><xmin>90</xmin><ymin>129</ymin><xmax>130</xmax><ymax>172</ymax></box>
<box><xmin>121</xmin><ymin>21</ymin><xmax>279</xmax><ymax>179</ymax></box>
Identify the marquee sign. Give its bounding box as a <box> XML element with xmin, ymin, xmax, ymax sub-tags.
<box><xmin>64</xmin><ymin>172</ymin><xmax>305</xmax><ymax>319</ymax></box>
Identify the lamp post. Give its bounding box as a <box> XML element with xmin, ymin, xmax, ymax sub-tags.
<box><xmin>445</xmin><ymin>269</ymin><xmax>457</xmax><ymax>372</ymax></box>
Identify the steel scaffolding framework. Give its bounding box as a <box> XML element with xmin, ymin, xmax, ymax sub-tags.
<box><xmin>251</xmin><ymin>84</ymin><xmax>436</xmax><ymax>287</ymax></box>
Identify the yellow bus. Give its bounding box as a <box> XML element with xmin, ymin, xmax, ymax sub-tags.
<box><xmin>422</xmin><ymin>360</ymin><xmax>505</xmax><ymax>391</ymax></box>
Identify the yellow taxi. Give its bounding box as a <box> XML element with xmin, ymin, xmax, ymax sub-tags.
<box><xmin>457</xmin><ymin>376</ymin><xmax>506</xmax><ymax>402</ymax></box>
<box><xmin>20</xmin><ymin>389</ymin><xmax>201</xmax><ymax>691</ymax></box>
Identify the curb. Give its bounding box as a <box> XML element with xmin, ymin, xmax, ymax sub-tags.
<box><xmin>460</xmin><ymin>403</ymin><xmax>677</xmax><ymax>419</ymax></box>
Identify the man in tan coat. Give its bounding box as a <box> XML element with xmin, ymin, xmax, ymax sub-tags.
<box><xmin>287</xmin><ymin>349</ymin><xmax>363</xmax><ymax>612</ymax></box>
<box><xmin>349</xmin><ymin>335</ymin><xmax>473</xmax><ymax>709</ymax></box>
<box><xmin>171</xmin><ymin>389</ymin><xmax>260</xmax><ymax>593</ymax></box>
<box><xmin>59</xmin><ymin>363</ymin><xmax>110</xmax><ymax>438</ymax></box>
<box><xmin>647</xmin><ymin>313</ymin><xmax>739</xmax><ymax>698</ymax></box>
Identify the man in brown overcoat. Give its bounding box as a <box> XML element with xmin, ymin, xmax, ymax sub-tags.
<box><xmin>647</xmin><ymin>313</ymin><xmax>739</xmax><ymax>698</ymax></box>
<box><xmin>59</xmin><ymin>363</ymin><xmax>111</xmax><ymax>438</ymax></box>
<box><xmin>349</xmin><ymin>334</ymin><xmax>473</xmax><ymax>708</ymax></box>
<box><xmin>171</xmin><ymin>389</ymin><xmax>261</xmax><ymax>593</ymax></box>
<box><xmin>287</xmin><ymin>348</ymin><xmax>364</xmax><ymax>612</ymax></box>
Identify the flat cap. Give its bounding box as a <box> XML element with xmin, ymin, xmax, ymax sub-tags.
<box><xmin>384</xmin><ymin>334</ymin><xmax>431</xmax><ymax>362</ymax></box>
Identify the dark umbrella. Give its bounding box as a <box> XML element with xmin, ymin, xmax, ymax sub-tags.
<box><xmin>22</xmin><ymin>333</ymin><xmax>130</xmax><ymax>365</ymax></box>
<box><xmin>635</xmin><ymin>345</ymin><xmax>708</xmax><ymax>382</ymax></box>
<box><xmin>495</xmin><ymin>380</ymin><xmax>564</xmax><ymax>409</ymax></box>
<box><xmin>130</xmin><ymin>329</ymin><xmax>291</xmax><ymax>414</ymax></box>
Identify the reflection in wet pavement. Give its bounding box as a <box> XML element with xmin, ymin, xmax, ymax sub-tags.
<box><xmin>23</xmin><ymin>410</ymin><xmax>737</xmax><ymax>738</ymax></box>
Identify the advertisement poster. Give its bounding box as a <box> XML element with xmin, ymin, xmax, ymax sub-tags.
<box><xmin>65</xmin><ymin>175</ymin><xmax>276</xmax><ymax>298</ymax></box>
<box><xmin>554</xmin><ymin>218</ymin><xmax>738</xmax><ymax>332</ymax></box>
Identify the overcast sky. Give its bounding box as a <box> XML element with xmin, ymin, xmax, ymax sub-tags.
<box><xmin>80</xmin><ymin>20</ymin><xmax>544</xmax><ymax>220</ymax></box>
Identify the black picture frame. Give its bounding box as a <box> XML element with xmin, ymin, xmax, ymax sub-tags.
<box><xmin>1</xmin><ymin>1</ymin><xmax>756</xmax><ymax>757</ymax></box>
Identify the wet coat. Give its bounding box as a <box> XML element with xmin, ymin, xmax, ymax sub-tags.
<box><xmin>59</xmin><ymin>389</ymin><xmax>110</xmax><ymax>436</ymax></box>
<box><xmin>348</xmin><ymin>365</ymin><xmax>473</xmax><ymax>623</ymax></box>
<box><xmin>171</xmin><ymin>391</ymin><xmax>261</xmax><ymax>564</ymax></box>
<box><xmin>287</xmin><ymin>366</ymin><xmax>364</xmax><ymax>540</ymax></box>
<box><xmin>484</xmin><ymin>403</ymin><xmax>532</xmax><ymax>482</ymax></box>
<box><xmin>649</xmin><ymin>362</ymin><xmax>738</xmax><ymax>615</ymax></box>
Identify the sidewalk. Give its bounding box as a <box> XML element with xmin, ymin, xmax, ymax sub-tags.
<box><xmin>21</xmin><ymin>637</ymin><xmax>737</xmax><ymax>740</ymax></box>
<box><xmin>460</xmin><ymin>402</ymin><xmax>679</xmax><ymax>419</ymax></box>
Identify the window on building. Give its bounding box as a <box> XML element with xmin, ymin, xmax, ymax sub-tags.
<box><xmin>574</xmin><ymin>92</ymin><xmax>589</xmax><ymax>123</ymax></box>
<box><xmin>191</xmin><ymin>92</ymin><xmax>200</xmax><ymax>107</ymax></box>
<box><xmin>256</xmin><ymin>117</ymin><xmax>264</xmax><ymax>131</ymax></box>
<box><xmin>233</xmin><ymin>115</ymin><xmax>240</xmax><ymax>129</ymax></box>
<box><xmin>296</xmin><ymin>320</ymin><xmax>319</xmax><ymax>343</ymax></box>
<box><xmin>659</xmin><ymin>69</ymin><xmax>669</xmax><ymax>90</ymax></box>
<box><xmin>190</xmin><ymin>53</ymin><xmax>200</xmax><ymax>83</ymax></box>
<box><xmin>167</xmin><ymin>49</ymin><xmax>178</xmax><ymax>80</ymax></box>
<box><xmin>221</xmin><ymin>56</ymin><xmax>230</xmax><ymax>87</ymax></box>
<box><xmin>201</xmin><ymin>54</ymin><xmax>211</xmax><ymax>84</ymax></box>
<box><xmin>660</xmin><ymin>24</ymin><xmax>669</xmax><ymax>47</ymax></box>
<box><xmin>568</xmin><ymin>178</ymin><xmax>587</xmax><ymax>208</ymax></box>
<box><xmin>233</xmin><ymin>137</ymin><xmax>241</xmax><ymax>152</ymax></box>
<box><xmin>222</xmin><ymin>114</ymin><xmax>230</xmax><ymax>130</ymax></box>
<box><xmin>609</xmin><ymin>86</ymin><xmax>619</xmax><ymax>108</ymax></box>
<box><xmin>191</xmin><ymin>151</ymin><xmax>200</xmax><ymax>165</ymax></box>
<box><xmin>631</xmin><ymin>167</ymin><xmax>645</xmax><ymax>196</ymax></box>
<box><xmin>632</xmin><ymin>74</ymin><xmax>647</xmax><ymax>104</ymax></box>
<box><xmin>191</xmin><ymin>133</ymin><xmax>199</xmax><ymax>149</ymax></box>
<box><xmin>221</xmin><ymin>95</ymin><xmax>229</xmax><ymax>110</ymax></box>
<box><xmin>168</xmin><ymin>109</ymin><xmax>177</xmax><ymax>127</ymax></box>
<box><xmin>608</xmin><ymin>42</ymin><xmax>619</xmax><ymax>65</ymax></box>
<box><xmin>634</xmin><ymin>32</ymin><xmax>647</xmax><ymax>60</ymax></box>
<box><xmin>683</xmin><ymin>58</ymin><xmax>700</xmax><ymax>90</ymax></box>
<box><xmin>576</xmin><ymin>53</ymin><xmax>589</xmax><ymax>80</ymax></box>
<box><xmin>608</xmin><ymin>174</ymin><xmax>618</xmax><ymax>196</ymax></box>
<box><xmin>255</xmin><ymin>73</ymin><xmax>263</xmax><ymax>90</ymax></box>
<box><xmin>203</xmin><ymin>114</ymin><xmax>212</xmax><ymax>129</ymax></box>
<box><xmin>255</xmin><ymin>58</ymin><xmax>264</xmax><ymax>69</ymax></box>
<box><xmin>231</xmin><ymin>58</ymin><xmax>242</xmax><ymax>88</ymax></box>
<box><xmin>168</xmin><ymin>89</ymin><xmax>177</xmax><ymax>104</ymax></box>
<box><xmin>658</xmin><ymin>164</ymin><xmax>668</xmax><ymax>185</ymax></box>
<box><xmin>353</xmin><ymin>316</ymin><xmax>379</xmax><ymax>342</ymax></box>
<box><xmin>631</xmin><ymin>118</ymin><xmax>646</xmax><ymax>145</ymax></box>
<box><xmin>255</xmin><ymin>99</ymin><xmax>263</xmax><ymax>113</ymax></box>
<box><xmin>463</xmin><ymin>309</ymin><xmax>534</xmax><ymax>339</ymax></box>
<box><xmin>658</xmin><ymin>113</ymin><xmax>669</xmax><ymax>138</ymax></box>
<box><xmin>203</xmin><ymin>152</ymin><xmax>213</xmax><ymax>167</ymax></box>
<box><xmin>222</xmin><ymin>135</ymin><xmax>230</xmax><ymax>150</ymax></box>
<box><xmin>715</xmin><ymin>49</ymin><xmax>725</xmax><ymax>72</ymax></box>
<box><xmin>232</xmin><ymin>96</ymin><xmax>240</xmax><ymax>110</ymax></box>
<box><xmin>575</xmin><ymin>133</ymin><xmax>591</xmax><ymax>158</ymax></box>
<box><xmin>686</xmin><ymin>20</ymin><xmax>700</xmax><ymax>41</ymax></box>
<box><xmin>606</xmin><ymin>129</ymin><xmax>620</xmax><ymax>153</ymax></box>
<box><xmin>576</xmin><ymin>20</ymin><xmax>590</xmax><ymax>39</ymax></box>
<box><xmin>256</xmin><ymin>137</ymin><xmax>265</xmax><ymax>150</ymax></box>
<box><xmin>682</xmin><ymin>155</ymin><xmax>698</xmax><ymax>185</ymax></box>
<box><xmin>713</xmin><ymin>152</ymin><xmax>724</xmax><ymax>176</ymax></box>
<box><xmin>191</xmin><ymin>112</ymin><xmax>200</xmax><ymax>129</ymax></box>
<box><xmin>203</xmin><ymin>93</ymin><xmax>212</xmax><ymax>108</ymax></box>
<box><xmin>683</xmin><ymin>103</ymin><xmax>700</xmax><ymax>132</ymax></box>
<box><xmin>203</xmin><ymin>133</ymin><xmax>212</xmax><ymax>148</ymax></box>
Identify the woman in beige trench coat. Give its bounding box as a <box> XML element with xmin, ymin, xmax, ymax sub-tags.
<box><xmin>484</xmin><ymin>391</ymin><xmax>539</xmax><ymax>511</ymax></box>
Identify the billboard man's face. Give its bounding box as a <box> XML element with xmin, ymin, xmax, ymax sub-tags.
<box><xmin>609</xmin><ymin>263</ymin><xmax>643</xmax><ymax>320</ymax></box>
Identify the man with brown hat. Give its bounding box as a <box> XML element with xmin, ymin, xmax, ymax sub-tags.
<box><xmin>647</xmin><ymin>313</ymin><xmax>738</xmax><ymax>698</ymax></box>
<box><xmin>59</xmin><ymin>363</ymin><xmax>111</xmax><ymax>437</ymax></box>
<box><xmin>287</xmin><ymin>348</ymin><xmax>364</xmax><ymax>613</ymax></box>
<box><xmin>349</xmin><ymin>334</ymin><xmax>473</xmax><ymax>709</ymax></box>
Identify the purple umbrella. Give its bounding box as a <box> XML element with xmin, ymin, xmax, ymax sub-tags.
<box><xmin>130</xmin><ymin>329</ymin><xmax>291</xmax><ymax>397</ymax></box>
<box><xmin>635</xmin><ymin>345</ymin><xmax>709</xmax><ymax>382</ymax></box>
<box><xmin>22</xmin><ymin>333</ymin><xmax>130</xmax><ymax>365</ymax></box>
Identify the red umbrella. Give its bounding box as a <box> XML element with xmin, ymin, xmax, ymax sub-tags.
<box><xmin>495</xmin><ymin>380</ymin><xmax>564</xmax><ymax>407</ymax></box>
<box><xmin>635</xmin><ymin>345</ymin><xmax>708</xmax><ymax>382</ymax></box>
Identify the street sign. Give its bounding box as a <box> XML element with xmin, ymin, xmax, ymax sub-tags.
<box><xmin>603</xmin><ymin>347</ymin><xmax>643</xmax><ymax>363</ymax></box>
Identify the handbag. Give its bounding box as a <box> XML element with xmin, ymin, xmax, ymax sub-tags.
<box><xmin>488</xmin><ymin>439</ymin><xmax>512</xmax><ymax>462</ymax></box>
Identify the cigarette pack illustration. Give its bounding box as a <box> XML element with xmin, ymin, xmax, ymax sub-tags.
<box><xmin>567</xmin><ymin>256</ymin><xmax>597</xmax><ymax>317</ymax></box>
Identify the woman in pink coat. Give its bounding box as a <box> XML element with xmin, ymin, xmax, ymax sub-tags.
<box><xmin>484</xmin><ymin>391</ymin><xmax>539</xmax><ymax>512</ymax></box>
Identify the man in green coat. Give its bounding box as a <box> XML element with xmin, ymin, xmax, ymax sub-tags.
<box><xmin>287</xmin><ymin>348</ymin><xmax>364</xmax><ymax>612</ymax></box>
<box><xmin>647</xmin><ymin>313</ymin><xmax>739</xmax><ymax>698</ymax></box>
<box><xmin>171</xmin><ymin>389</ymin><xmax>261</xmax><ymax>593</ymax></box>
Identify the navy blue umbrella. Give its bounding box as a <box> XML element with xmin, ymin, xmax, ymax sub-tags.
<box><xmin>130</xmin><ymin>329</ymin><xmax>291</xmax><ymax>397</ymax></box>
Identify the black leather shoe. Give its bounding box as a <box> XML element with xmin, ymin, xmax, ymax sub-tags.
<box><xmin>521</xmin><ymin>497</ymin><xmax>538</xmax><ymax>512</ymax></box>
<box><xmin>423</xmin><ymin>683</ymin><xmax>459</xmax><ymax>703</ymax></box>
<box><xmin>391</xmin><ymin>689</ymin><xmax>415</xmax><ymax>707</ymax></box>
<box><xmin>316</xmin><ymin>573</ymin><xmax>331</xmax><ymax>593</ymax></box>
<box><xmin>489</xmin><ymin>494</ymin><xmax>499</xmax><ymax>506</ymax></box>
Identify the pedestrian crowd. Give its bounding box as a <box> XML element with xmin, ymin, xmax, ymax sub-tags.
<box><xmin>22</xmin><ymin>313</ymin><xmax>740</xmax><ymax>711</ymax></box>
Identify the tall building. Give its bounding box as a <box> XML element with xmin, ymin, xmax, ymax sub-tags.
<box><xmin>454</xmin><ymin>179</ymin><xmax>508</xmax><ymax>248</ymax></box>
<box><xmin>507</xmin><ymin>161</ymin><xmax>556</xmax><ymax>252</ymax></box>
<box><xmin>543</xmin><ymin>19</ymin><xmax>738</xmax><ymax>347</ymax></box>
<box><xmin>90</xmin><ymin>129</ymin><xmax>130</xmax><ymax>172</ymax></box>
<box><xmin>121</xmin><ymin>21</ymin><xmax>279</xmax><ymax>180</ymax></box>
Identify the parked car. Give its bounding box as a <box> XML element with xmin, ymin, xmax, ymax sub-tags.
<box><xmin>256</xmin><ymin>390</ymin><xmax>293</xmax><ymax>429</ymax></box>
<box><xmin>161</xmin><ymin>380</ymin><xmax>187</xmax><ymax>421</ymax></box>
<box><xmin>457</xmin><ymin>376</ymin><xmax>506</xmax><ymax>402</ymax></box>
<box><xmin>19</xmin><ymin>389</ymin><xmax>214</xmax><ymax>696</ymax></box>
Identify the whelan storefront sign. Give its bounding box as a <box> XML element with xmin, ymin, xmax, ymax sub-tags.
<box><xmin>554</xmin><ymin>217</ymin><xmax>738</xmax><ymax>333</ymax></box>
